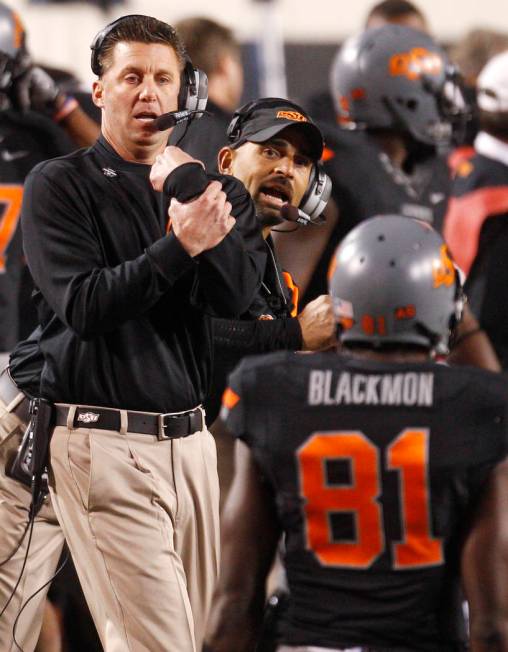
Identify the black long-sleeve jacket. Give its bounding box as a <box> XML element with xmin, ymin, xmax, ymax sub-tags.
<box><xmin>21</xmin><ymin>136</ymin><xmax>266</xmax><ymax>412</ymax></box>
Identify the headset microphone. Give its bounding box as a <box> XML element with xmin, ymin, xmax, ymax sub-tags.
<box><xmin>280</xmin><ymin>204</ymin><xmax>326</xmax><ymax>226</ymax></box>
<box><xmin>154</xmin><ymin>109</ymin><xmax>208</xmax><ymax>131</ymax></box>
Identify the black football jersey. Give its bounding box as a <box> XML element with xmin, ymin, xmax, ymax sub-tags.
<box><xmin>0</xmin><ymin>110</ymin><xmax>73</xmax><ymax>352</ymax></box>
<box><xmin>304</xmin><ymin>127</ymin><xmax>451</xmax><ymax>304</ymax></box>
<box><xmin>223</xmin><ymin>351</ymin><xmax>508</xmax><ymax>651</ymax></box>
<box><xmin>444</xmin><ymin>153</ymin><xmax>508</xmax><ymax>369</ymax></box>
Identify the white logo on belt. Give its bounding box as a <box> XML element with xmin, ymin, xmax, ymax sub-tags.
<box><xmin>77</xmin><ymin>412</ymin><xmax>100</xmax><ymax>423</ymax></box>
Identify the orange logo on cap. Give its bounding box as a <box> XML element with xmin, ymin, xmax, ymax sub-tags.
<box><xmin>276</xmin><ymin>110</ymin><xmax>308</xmax><ymax>122</ymax></box>
<box><xmin>432</xmin><ymin>244</ymin><xmax>456</xmax><ymax>288</ymax></box>
<box><xmin>389</xmin><ymin>47</ymin><xmax>442</xmax><ymax>80</ymax></box>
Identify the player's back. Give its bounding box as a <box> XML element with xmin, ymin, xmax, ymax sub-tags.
<box><xmin>229</xmin><ymin>351</ymin><xmax>508</xmax><ymax>651</ymax></box>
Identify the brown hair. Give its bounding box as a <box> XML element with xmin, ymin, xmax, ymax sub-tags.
<box><xmin>366</xmin><ymin>0</ymin><xmax>427</xmax><ymax>29</ymax></box>
<box><xmin>174</xmin><ymin>17</ymin><xmax>240</xmax><ymax>78</ymax></box>
<box><xmin>96</xmin><ymin>15</ymin><xmax>187</xmax><ymax>76</ymax></box>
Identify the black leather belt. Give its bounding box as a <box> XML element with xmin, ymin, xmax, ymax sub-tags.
<box><xmin>54</xmin><ymin>404</ymin><xmax>205</xmax><ymax>440</ymax></box>
<box><xmin>0</xmin><ymin>368</ymin><xmax>30</xmax><ymax>424</ymax></box>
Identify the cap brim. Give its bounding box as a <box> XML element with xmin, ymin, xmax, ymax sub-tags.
<box><xmin>245</xmin><ymin>120</ymin><xmax>324</xmax><ymax>160</ymax></box>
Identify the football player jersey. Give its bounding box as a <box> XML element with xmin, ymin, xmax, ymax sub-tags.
<box><xmin>304</xmin><ymin>127</ymin><xmax>451</xmax><ymax>304</ymax></box>
<box><xmin>223</xmin><ymin>351</ymin><xmax>508</xmax><ymax>651</ymax></box>
<box><xmin>444</xmin><ymin>152</ymin><xmax>508</xmax><ymax>369</ymax></box>
<box><xmin>0</xmin><ymin>110</ymin><xmax>73</xmax><ymax>352</ymax></box>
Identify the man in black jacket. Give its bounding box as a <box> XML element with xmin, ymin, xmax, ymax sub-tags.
<box><xmin>21</xmin><ymin>14</ymin><xmax>265</xmax><ymax>652</ymax></box>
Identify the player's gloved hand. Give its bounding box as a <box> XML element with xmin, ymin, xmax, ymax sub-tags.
<box><xmin>10</xmin><ymin>64</ymin><xmax>60</xmax><ymax>115</ymax></box>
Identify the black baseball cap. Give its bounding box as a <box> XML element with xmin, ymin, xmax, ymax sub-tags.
<box><xmin>228</xmin><ymin>98</ymin><xmax>324</xmax><ymax>161</ymax></box>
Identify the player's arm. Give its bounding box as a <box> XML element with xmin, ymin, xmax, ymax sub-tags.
<box><xmin>11</xmin><ymin>64</ymin><xmax>99</xmax><ymax>147</ymax></box>
<box><xmin>55</xmin><ymin>97</ymin><xmax>100</xmax><ymax>148</ymax></box>
<box><xmin>462</xmin><ymin>457</ymin><xmax>508</xmax><ymax>651</ymax></box>
<box><xmin>447</xmin><ymin>303</ymin><xmax>501</xmax><ymax>372</ymax></box>
<box><xmin>205</xmin><ymin>439</ymin><xmax>282</xmax><ymax>652</ymax></box>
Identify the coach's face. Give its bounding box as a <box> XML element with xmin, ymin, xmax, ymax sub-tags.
<box><xmin>219</xmin><ymin>125</ymin><xmax>313</xmax><ymax>234</ymax></box>
<box><xmin>92</xmin><ymin>41</ymin><xmax>181</xmax><ymax>164</ymax></box>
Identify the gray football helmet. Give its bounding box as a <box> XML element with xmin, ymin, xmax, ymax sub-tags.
<box><xmin>330</xmin><ymin>25</ymin><xmax>468</xmax><ymax>146</ymax></box>
<box><xmin>329</xmin><ymin>215</ymin><xmax>463</xmax><ymax>353</ymax></box>
<box><xmin>0</xmin><ymin>2</ymin><xmax>28</xmax><ymax>92</ymax></box>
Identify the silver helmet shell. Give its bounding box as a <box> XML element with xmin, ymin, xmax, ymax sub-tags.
<box><xmin>0</xmin><ymin>2</ymin><xmax>27</xmax><ymax>92</ymax></box>
<box><xmin>329</xmin><ymin>215</ymin><xmax>463</xmax><ymax>352</ymax></box>
<box><xmin>330</xmin><ymin>25</ymin><xmax>468</xmax><ymax>146</ymax></box>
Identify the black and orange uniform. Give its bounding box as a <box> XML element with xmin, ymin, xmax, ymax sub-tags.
<box><xmin>304</xmin><ymin>127</ymin><xmax>451</xmax><ymax>304</ymax></box>
<box><xmin>205</xmin><ymin>235</ymin><xmax>301</xmax><ymax>424</ymax></box>
<box><xmin>0</xmin><ymin>110</ymin><xmax>73</xmax><ymax>351</ymax></box>
<box><xmin>444</xmin><ymin>149</ymin><xmax>508</xmax><ymax>368</ymax></box>
<box><xmin>223</xmin><ymin>350</ymin><xmax>508</xmax><ymax>651</ymax></box>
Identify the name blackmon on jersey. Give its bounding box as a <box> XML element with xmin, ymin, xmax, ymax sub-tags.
<box><xmin>308</xmin><ymin>370</ymin><xmax>434</xmax><ymax>407</ymax></box>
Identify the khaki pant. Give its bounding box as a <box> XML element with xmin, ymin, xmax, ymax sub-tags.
<box><xmin>49</xmin><ymin>405</ymin><xmax>220</xmax><ymax>652</ymax></box>
<box><xmin>0</xmin><ymin>396</ymin><xmax>65</xmax><ymax>652</ymax></box>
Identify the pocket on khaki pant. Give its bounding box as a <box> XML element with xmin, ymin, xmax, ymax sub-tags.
<box><xmin>63</xmin><ymin>429</ymin><xmax>94</xmax><ymax>512</ymax></box>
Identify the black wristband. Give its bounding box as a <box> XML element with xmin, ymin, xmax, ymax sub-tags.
<box><xmin>163</xmin><ymin>162</ymin><xmax>209</xmax><ymax>202</ymax></box>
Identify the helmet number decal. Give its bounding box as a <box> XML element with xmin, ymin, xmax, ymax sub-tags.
<box><xmin>361</xmin><ymin>314</ymin><xmax>386</xmax><ymax>336</ymax></box>
<box><xmin>297</xmin><ymin>428</ymin><xmax>443</xmax><ymax>569</ymax></box>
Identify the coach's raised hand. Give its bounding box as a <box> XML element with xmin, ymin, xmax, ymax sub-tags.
<box><xmin>149</xmin><ymin>145</ymin><xmax>205</xmax><ymax>192</ymax></box>
<box><xmin>168</xmin><ymin>181</ymin><xmax>235</xmax><ymax>257</ymax></box>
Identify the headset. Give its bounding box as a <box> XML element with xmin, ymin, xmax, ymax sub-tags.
<box><xmin>90</xmin><ymin>14</ymin><xmax>208</xmax><ymax>126</ymax></box>
<box><xmin>227</xmin><ymin>98</ymin><xmax>332</xmax><ymax>223</ymax></box>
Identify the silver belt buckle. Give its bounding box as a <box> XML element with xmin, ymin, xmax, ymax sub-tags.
<box><xmin>157</xmin><ymin>412</ymin><xmax>177</xmax><ymax>441</ymax></box>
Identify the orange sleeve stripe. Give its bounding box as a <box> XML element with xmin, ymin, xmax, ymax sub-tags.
<box><xmin>443</xmin><ymin>186</ymin><xmax>508</xmax><ymax>275</ymax></box>
<box><xmin>222</xmin><ymin>387</ymin><xmax>240</xmax><ymax>410</ymax></box>
<box><xmin>282</xmin><ymin>271</ymin><xmax>299</xmax><ymax>316</ymax></box>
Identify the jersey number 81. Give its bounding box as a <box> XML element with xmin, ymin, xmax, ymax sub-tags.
<box><xmin>297</xmin><ymin>429</ymin><xmax>443</xmax><ymax>570</ymax></box>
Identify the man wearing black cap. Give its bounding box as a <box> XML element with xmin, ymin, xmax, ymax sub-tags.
<box><xmin>204</xmin><ymin>98</ymin><xmax>336</xmax><ymax>505</ymax></box>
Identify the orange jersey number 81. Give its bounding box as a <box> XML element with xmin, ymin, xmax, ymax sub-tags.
<box><xmin>297</xmin><ymin>429</ymin><xmax>443</xmax><ymax>569</ymax></box>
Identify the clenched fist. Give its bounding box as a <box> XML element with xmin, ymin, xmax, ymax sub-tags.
<box><xmin>297</xmin><ymin>294</ymin><xmax>337</xmax><ymax>351</ymax></box>
<box><xmin>168</xmin><ymin>181</ymin><xmax>235</xmax><ymax>257</ymax></box>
